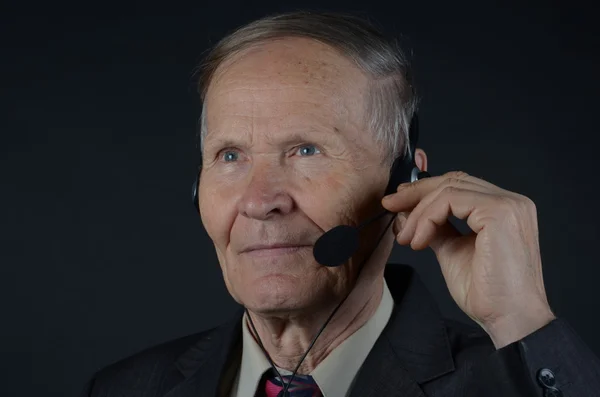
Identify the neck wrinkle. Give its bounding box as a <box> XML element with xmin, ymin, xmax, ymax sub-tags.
<box><xmin>246</xmin><ymin>271</ymin><xmax>385</xmax><ymax>374</ymax></box>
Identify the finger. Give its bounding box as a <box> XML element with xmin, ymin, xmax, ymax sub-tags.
<box><xmin>408</xmin><ymin>195</ymin><xmax>463</xmax><ymax>251</ymax></box>
<box><xmin>399</xmin><ymin>187</ymin><xmax>497</xmax><ymax>246</ymax></box>
<box><xmin>441</xmin><ymin>171</ymin><xmax>506</xmax><ymax>193</ymax></box>
<box><xmin>382</xmin><ymin>171</ymin><xmax>502</xmax><ymax>213</ymax></box>
<box><xmin>382</xmin><ymin>174</ymin><xmax>445</xmax><ymax>212</ymax></box>
<box><xmin>397</xmin><ymin>180</ymin><xmax>493</xmax><ymax>244</ymax></box>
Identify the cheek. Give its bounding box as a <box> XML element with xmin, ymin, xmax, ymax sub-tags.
<box><xmin>300</xmin><ymin>171</ymin><xmax>373</xmax><ymax>229</ymax></box>
<box><xmin>198</xmin><ymin>176</ymin><xmax>238</xmax><ymax>247</ymax></box>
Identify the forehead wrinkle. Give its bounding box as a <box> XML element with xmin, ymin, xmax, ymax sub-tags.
<box><xmin>205</xmin><ymin>102</ymin><xmax>346</xmax><ymax>147</ymax></box>
<box><xmin>206</xmin><ymin>110</ymin><xmax>341</xmax><ymax>139</ymax></box>
<box><xmin>204</xmin><ymin>37</ymin><xmax>374</xmax><ymax>152</ymax></box>
<box><xmin>209</xmin><ymin>95</ymin><xmax>351</xmax><ymax>141</ymax></box>
<box><xmin>205</xmin><ymin>93</ymin><xmax>365</xmax><ymax>152</ymax></box>
<box><xmin>207</xmin><ymin>93</ymin><xmax>349</xmax><ymax>139</ymax></box>
<box><xmin>211</xmin><ymin>83</ymin><xmax>346</xmax><ymax>114</ymax></box>
<box><xmin>209</xmin><ymin>46</ymin><xmax>357</xmax><ymax>107</ymax></box>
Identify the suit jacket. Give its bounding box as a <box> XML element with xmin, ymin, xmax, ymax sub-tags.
<box><xmin>82</xmin><ymin>264</ymin><xmax>600</xmax><ymax>396</ymax></box>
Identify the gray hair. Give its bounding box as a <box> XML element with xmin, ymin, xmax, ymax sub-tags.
<box><xmin>195</xmin><ymin>11</ymin><xmax>418</xmax><ymax>165</ymax></box>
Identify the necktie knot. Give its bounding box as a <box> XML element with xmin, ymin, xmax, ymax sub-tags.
<box><xmin>263</xmin><ymin>371</ymin><xmax>323</xmax><ymax>397</ymax></box>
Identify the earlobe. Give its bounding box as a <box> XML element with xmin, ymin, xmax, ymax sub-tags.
<box><xmin>415</xmin><ymin>148</ymin><xmax>428</xmax><ymax>172</ymax></box>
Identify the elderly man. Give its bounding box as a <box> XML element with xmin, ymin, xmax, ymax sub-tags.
<box><xmin>82</xmin><ymin>11</ymin><xmax>600</xmax><ymax>397</ymax></box>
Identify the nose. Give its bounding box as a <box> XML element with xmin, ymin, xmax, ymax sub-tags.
<box><xmin>237</xmin><ymin>164</ymin><xmax>294</xmax><ymax>220</ymax></box>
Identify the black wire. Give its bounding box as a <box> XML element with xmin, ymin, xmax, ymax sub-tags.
<box><xmin>246</xmin><ymin>212</ymin><xmax>397</xmax><ymax>395</ymax></box>
<box><xmin>246</xmin><ymin>308</ymin><xmax>285</xmax><ymax>386</ymax></box>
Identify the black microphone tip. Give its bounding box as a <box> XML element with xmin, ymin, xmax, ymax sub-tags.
<box><xmin>313</xmin><ymin>225</ymin><xmax>359</xmax><ymax>267</ymax></box>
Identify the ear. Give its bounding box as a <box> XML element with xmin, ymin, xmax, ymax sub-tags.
<box><xmin>414</xmin><ymin>148</ymin><xmax>428</xmax><ymax>172</ymax></box>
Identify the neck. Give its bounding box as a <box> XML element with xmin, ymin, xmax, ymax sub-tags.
<box><xmin>246</xmin><ymin>253</ymin><xmax>389</xmax><ymax>374</ymax></box>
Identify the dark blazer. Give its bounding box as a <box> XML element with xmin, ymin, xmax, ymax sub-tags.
<box><xmin>82</xmin><ymin>264</ymin><xmax>600</xmax><ymax>396</ymax></box>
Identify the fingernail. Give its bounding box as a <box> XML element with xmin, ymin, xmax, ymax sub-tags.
<box><xmin>393</xmin><ymin>214</ymin><xmax>406</xmax><ymax>236</ymax></box>
<box><xmin>397</xmin><ymin>228</ymin><xmax>406</xmax><ymax>242</ymax></box>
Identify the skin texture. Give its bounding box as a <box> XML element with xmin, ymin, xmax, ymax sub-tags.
<box><xmin>198</xmin><ymin>36</ymin><xmax>554</xmax><ymax>373</ymax></box>
<box><xmin>198</xmin><ymin>37</ymin><xmax>402</xmax><ymax>372</ymax></box>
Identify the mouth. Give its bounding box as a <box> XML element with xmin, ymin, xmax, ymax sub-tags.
<box><xmin>241</xmin><ymin>244</ymin><xmax>313</xmax><ymax>257</ymax></box>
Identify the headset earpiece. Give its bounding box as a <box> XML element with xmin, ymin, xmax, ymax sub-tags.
<box><xmin>384</xmin><ymin>114</ymin><xmax>430</xmax><ymax>196</ymax></box>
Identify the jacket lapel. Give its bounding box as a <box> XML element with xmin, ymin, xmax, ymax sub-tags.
<box><xmin>165</xmin><ymin>307</ymin><xmax>244</xmax><ymax>397</ymax></box>
<box><xmin>350</xmin><ymin>264</ymin><xmax>455</xmax><ymax>397</ymax></box>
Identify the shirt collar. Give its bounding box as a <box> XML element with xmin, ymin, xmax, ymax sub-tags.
<box><xmin>233</xmin><ymin>279</ymin><xmax>394</xmax><ymax>397</ymax></box>
<box><xmin>234</xmin><ymin>310</ymin><xmax>272</xmax><ymax>395</ymax></box>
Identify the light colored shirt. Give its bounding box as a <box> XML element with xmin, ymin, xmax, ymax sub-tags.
<box><xmin>229</xmin><ymin>279</ymin><xmax>394</xmax><ymax>397</ymax></box>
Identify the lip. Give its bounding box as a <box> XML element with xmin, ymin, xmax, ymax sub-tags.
<box><xmin>241</xmin><ymin>244</ymin><xmax>312</xmax><ymax>257</ymax></box>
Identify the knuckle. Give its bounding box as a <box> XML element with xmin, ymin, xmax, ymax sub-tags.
<box><xmin>442</xmin><ymin>177</ymin><xmax>464</xmax><ymax>188</ymax></box>
<box><xmin>442</xmin><ymin>185</ymin><xmax>459</xmax><ymax>194</ymax></box>
<box><xmin>513</xmin><ymin>195</ymin><xmax>537</xmax><ymax>221</ymax></box>
<box><xmin>495</xmin><ymin>196</ymin><xmax>524</xmax><ymax>221</ymax></box>
<box><xmin>438</xmin><ymin>184</ymin><xmax>459</xmax><ymax>199</ymax></box>
<box><xmin>445</xmin><ymin>170</ymin><xmax>470</xmax><ymax>180</ymax></box>
<box><xmin>439</xmin><ymin>179</ymin><xmax>463</xmax><ymax>193</ymax></box>
<box><xmin>519</xmin><ymin>194</ymin><xmax>537</xmax><ymax>211</ymax></box>
<box><xmin>496</xmin><ymin>195</ymin><xmax>515</xmax><ymax>210</ymax></box>
<box><xmin>397</xmin><ymin>182</ymin><xmax>413</xmax><ymax>191</ymax></box>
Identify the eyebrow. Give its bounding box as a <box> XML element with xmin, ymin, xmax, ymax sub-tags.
<box><xmin>203</xmin><ymin>127</ymin><xmax>342</xmax><ymax>153</ymax></box>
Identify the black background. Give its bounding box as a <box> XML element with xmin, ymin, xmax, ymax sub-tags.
<box><xmin>2</xmin><ymin>0</ymin><xmax>599</xmax><ymax>396</ymax></box>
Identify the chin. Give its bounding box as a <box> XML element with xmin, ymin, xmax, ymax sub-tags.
<box><xmin>242</xmin><ymin>274</ymin><xmax>319</xmax><ymax>315</ymax></box>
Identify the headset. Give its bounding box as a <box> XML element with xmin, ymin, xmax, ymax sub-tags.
<box><xmin>191</xmin><ymin>114</ymin><xmax>429</xmax><ymax>395</ymax></box>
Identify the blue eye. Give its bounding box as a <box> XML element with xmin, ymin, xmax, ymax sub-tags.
<box><xmin>222</xmin><ymin>150</ymin><xmax>239</xmax><ymax>162</ymax></box>
<box><xmin>297</xmin><ymin>145</ymin><xmax>321</xmax><ymax>156</ymax></box>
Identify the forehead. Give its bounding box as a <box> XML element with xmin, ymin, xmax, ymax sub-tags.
<box><xmin>203</xmin><ymin>37</ymin><xmax>370</xmax><ymax>140</ymax></box>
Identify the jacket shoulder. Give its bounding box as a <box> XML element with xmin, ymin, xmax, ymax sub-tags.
<box><xmin>84</xmin><ymin>326</ymin><xmax>218</xmax><ymax>396</ymax></box>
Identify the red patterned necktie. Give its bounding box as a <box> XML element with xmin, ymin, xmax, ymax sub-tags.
<box><xmin>263</xmin><ymin>371</ymin><xmax>323</xmax><ymax>397</ymax></box>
